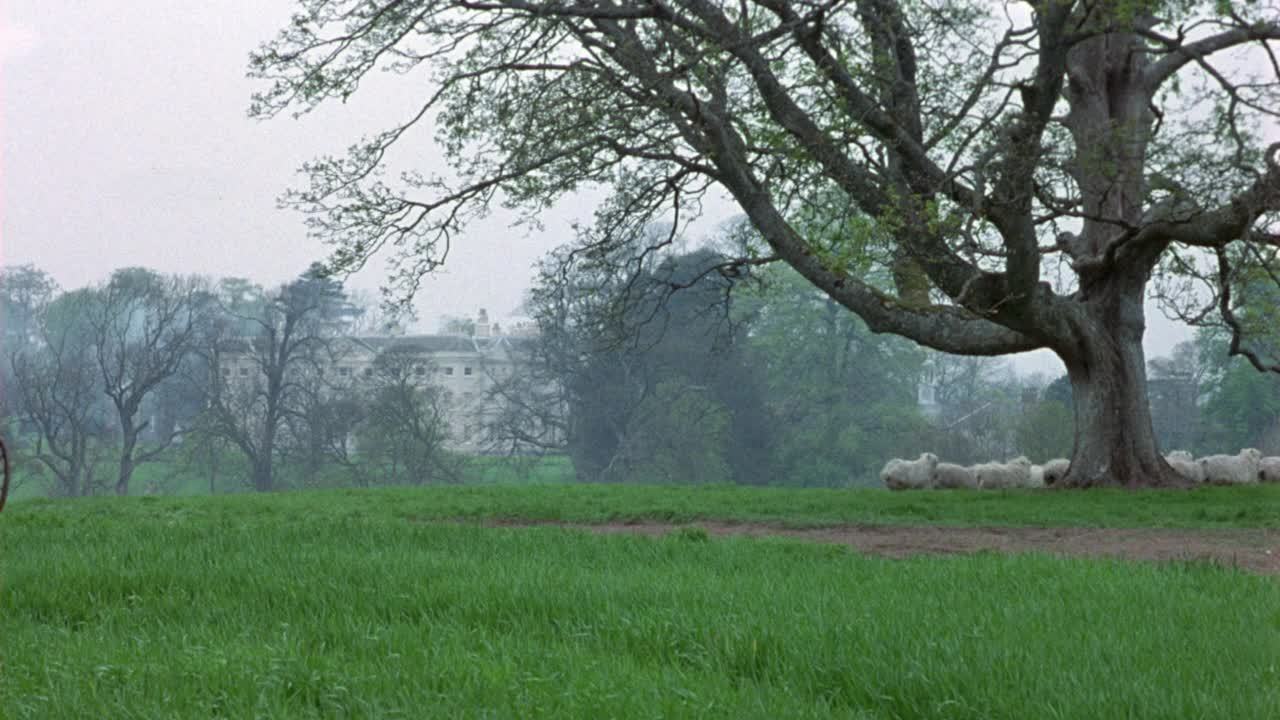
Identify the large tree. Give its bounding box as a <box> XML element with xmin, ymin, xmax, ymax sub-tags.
<box><xmin>87</xmin><ymin>268</ymin><xmax>209</xmax><ymax>495</ymax></box>
<box><xmin>0</xmin><ymin>265</ymin><xmax>59</xmax><ymax>450</ymax></box>
<box><xmin>355</xmin><ymin>347</ymin><xmax>460</xmax><ymax>485</ymax></box>
<box><xmin>252</xmin><ymin>0</ymin><xmax>1280</xmax><ymax>487</ymax></box>
<box><xmin>10</xmin><ymin>290</ymin><xmax>110</xmax><ymax>496</ymax></box>
<box><xmin>199</xmin><ymin>268</ymin><xmax>357</xmax><ymax>492</ymax></box>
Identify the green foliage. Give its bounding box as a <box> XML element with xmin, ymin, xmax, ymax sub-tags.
<box><xmin>534</xmin><ymin>247</ymin><xmax>772</xmax><ymax>485</ymax></box>
<box><xmin>0</xmin><ymin>264</ymin><xmax>58</xmax><ymax>346</ymax></box>
<box><xmin>741</xmin><ymin>266</ymin><xmax>928</xmax><ymax>486</ymax></box>
<box><xmin>1017</xmin><ymin>401</ymin><xmax>1075</xmax><ymax>463</ymax></box>
<box><xmin>617</xmin><ymin>379</ymin><xmax>734</xmax><ymax>484</ymax></box>
<box><xmin>1194</xmin><ymin>328</ymin><xmax>1280</xmax><ymax>453</ymax></box>
<box><xmin>355</xmin><ymin>382</ymin><xmax>456</xmax><ymax>485</ymax></box>
<box><xmin>1043</xmin><ymin>374</ymin><xmax>1073</xmax><ymax>408</ymax></box>
<box><xmin>1201</xmin><ymin>359</ymin><xmax>1280</xmax><ymax>451</ymax></box>
<box><xmin>2</xmin><ymin>488</ymin><xmax>1278</xmax><ymax>718</ymax></box>
<box><xmin>248</xmin><ymin>0</ymin><xmax>1280</xmax><ymax>491</ymax></box>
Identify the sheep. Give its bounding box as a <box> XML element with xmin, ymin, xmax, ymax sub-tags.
<box><xmin>973</xmin><ymin>456</ymin><xmax>1032</xmax><ymax>490</ymax></box>
<box><xmin>1200</xmin><ymin>448</ymin><xmax>1263</xmax><ymax>485</ymax></box>
<box><xmin>1259</xmin><ymin>456</ymin><xmax>1280</xmax><ymax>484</ymax></box>
<box><xmin>1164</xmin><ymin>450</ymin><xmax>1205</xmax><ymax>484</ymax></box>
<box><xmin>1027</xmin><ymin>465</ymin><xmax>1046</xmax><ymax>489</ymax></box>
<box><xmin>933</xmin><ymin>462</ymin><xmax>977</xmax><ymax>489</ymax></box>
<box><xmin>881</xmin><ymin>452</ymin><xmax>939</xmax><ymax>491</ymax></box>
<box><xmin>1041</xmin><ymin>459</ymin><xmax>1071</xmax><ymax>487</ymax></box>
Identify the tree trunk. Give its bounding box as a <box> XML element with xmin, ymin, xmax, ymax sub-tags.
<box><xmin>208</xmin><ymin>441</ymin><xmax>218</xmax><ymax>495</ymax></box>
<box><xmin>116</xmin><ymin>420</ymin><xmax>137</xmax><ymax>496</ymax></box>
<box><xmin>251</xmin><ymin>456</ymin><xmax>273</xmax><ymax>492</ymax></box>
<box><xmin>1058</xmin><ymin>289</ymin><xmax>1188</xmax><ymax>488</ymax></box>
<box><xmin>116</xmin><ymin>453</ymin><xmax>135</xmax><ymax>496</ymax></box>
<box><xmin>253</xmin><ymin>413</ymin><xmax>279</xmax><ymax>492</ymax></box>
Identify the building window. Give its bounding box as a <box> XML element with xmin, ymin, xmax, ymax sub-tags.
<box><xmin>443</xmin><ymin>366</ymin><xmax>454</xmax><ymax>376</ymax></box>
<box><xmin>222</xmin><ymin>367</ymin><xmax>231</xmax><ymax>378</ymax></box>
<box><xmin>338</xmin><ymin>367</ymin><xmax>352</xmax><ymax>377</ymax></box>
<box><xmin>464</xmin><ymin>366</ymin><xmax>473</xmax><ymax>376</ymax></box>
<box><xmin>414</xmin><ymin>365</ymin><xmax>427</xmax><ymax>376</ymax></box>
<box><xmin>239</xmin><ymin>367</ymin><xmax>249</xmax><ymax>377</ymax></box>
<box><xmin>363</xmin><ymin>368</ymin><xmax>373</xmax><ymax>378</ymax></box>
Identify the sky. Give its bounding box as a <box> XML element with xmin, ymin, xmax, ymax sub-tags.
<box><xmin>0</xmin><ymin>1</ymin><xmax>1269</xmax><ymax>378</ymax></box>
<box><xmin>0</xmin><ymin>0</ymin><xmax>612</xmax><ymax>333</ymax></box>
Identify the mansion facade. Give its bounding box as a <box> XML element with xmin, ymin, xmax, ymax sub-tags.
<box><xmin>217</xmin><ymin>310</ymin><xmax>555</xmax><ymax>453</ymax></box>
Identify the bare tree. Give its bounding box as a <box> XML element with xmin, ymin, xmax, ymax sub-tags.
<box><xmin>252</xmin><ymin>1</ymin><xmax>1280</xmax><ymax>486</ymax></box>
<box><xmin>357</xmin><ymin>346</ymin><xmax>461</xmax><ymax>485</ymax></box>
<box><xmin>87</xmin><ymin>268</ymin><xmax>209</xmax><ymax>495</ymax></box>
<box><xmin>478</xmin><ymin>343</ymin><xmax>571</xmax><ymax>461</ymax></box>
<box><xmin>924</xmin><ymin>353</ymin><xmax>1023</xmax><ymax>464</ymax></box>
<box><xmin>198</xmin><ymin>269</ymin><xmax>355</xmax><ymax>492</ymax></box>
<box><xmin>280</xmin><ymin>339</ymin><xmax>369</xmax><ymax>488</ymax></box>
<box><xmin>0</xmin><ymin>265</ymin><xmax>59</xmax><ymax>455</ymax></box>
<box><xmin>10</xmin><ymin>290</ymin><xmax>109</xmax><ymax>496</ymax></box>
<box><xmin>1</xmin><ymin>265</ymin><xmax>58</xmax><ymax>352</ymax></box>
<box><xmin>307</xmin><ymin>389</ymin><xmax>371</xmax><ymax>486</ymax></box>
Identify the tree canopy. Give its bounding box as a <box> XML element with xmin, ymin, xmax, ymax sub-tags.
<box><xmin>251</xmin><ymin>0</ymin><xmax>1280</xmax><ymax>487</ymax></box>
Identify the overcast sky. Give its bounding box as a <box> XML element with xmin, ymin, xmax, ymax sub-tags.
<box><xmin>1</xmin><ymin>2</ymin><xmax>1269</xmax><ymax>377</ymax></box>
<box><xmin>0</xmin><ymin>0</ymin><xmax>619</xmax><ymax>333</ymax></box>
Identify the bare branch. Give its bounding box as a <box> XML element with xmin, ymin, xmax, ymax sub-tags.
<box><xmin>1143</xmin><ymin>20</ymin><xmax>1280</xmax><ymax>93</ymax></box>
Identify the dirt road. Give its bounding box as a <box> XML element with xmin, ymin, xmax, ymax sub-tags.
<box><xmin>479</xmin><ymin>519</ymin><xmax>1280</xmax><ymax>575</ymax></box>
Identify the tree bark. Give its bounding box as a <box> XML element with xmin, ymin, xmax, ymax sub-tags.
<box><xmin>208</xmin><ymin>441</ymin><xmax>218</xmax><ymax>495</ymax></box>
<box><xmin>116</xmin><ymin>416</ymin><xmax>137</xmax><ymax>496</ymax></box>
<box><xmin>116</xmin><ymin>452</ymin><xmax>135</xmax><ymax>496</ymax></box>
<box><xmin>1057</xmin><ymin>286</ymin><xmax>1188</xmax><ymax>488</ymax></box>
<box><xmin>251</xmin><ymin>456</ymin><xmax>274</xmax><ymax>493</ymax></box>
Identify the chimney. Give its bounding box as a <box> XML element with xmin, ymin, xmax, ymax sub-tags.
<box><xmin>475</xmin><ymin>308</ymin><xmax>491</xmax><ymax>337</ymax></box>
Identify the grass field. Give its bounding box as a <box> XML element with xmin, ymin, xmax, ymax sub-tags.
<box><xmin>5</xmin><ymin>450</ymin><xmax>577</xmax><ymax>501</ymax></box>
<box><xmin>3</xmin><ymin>485</ymin><xmax>1279</xmax><ymax>718</ymax></box>
<box><xmin>15</xmin><ymin>480</ymin><xmax>1276</xmax><ymax>528</ymax></box>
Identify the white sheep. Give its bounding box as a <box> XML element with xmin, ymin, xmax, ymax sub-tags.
<box><xmin>1258</xmin><ymin>456</ymin><xmax>1280</xmax><ymax>484</ymax></box>
<box><xmin>1164</xmin><ymin>450</ymin><xmax>1205</xmax><ymax>484</ymax></box>
<box><xmin>1200</xmin><ymin>448</ymin><xmax>1263</xmax><ymax>485</ymax></box>
<box><xmin>1040</xmin><ymin>458</ymin><xmax>1071</xmax><ymax>487</ymax></box>
<box><xmin>881</xmin><ymin>452</ymin><xmax>939</xmax><ymax>491</ymax></box>
<box><xmin>933</xmin><ymin>462</ymin><xmax>977</xmax><ymax>489</ymax></box>
<box><xmin>973</xmin><ymin>456</ymin><xmax>1032</xmax><ymax>490</ymax></box>
<box><xmin>1027</xmin><ymin>465</ymin><xmax>1046</xmax><ymax>489</ymax></box>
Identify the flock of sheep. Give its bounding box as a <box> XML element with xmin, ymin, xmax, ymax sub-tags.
<box><xmin>881</xmin><ymin>449</ymin><xmax>1280</xmax><ymax>490</ymax></box>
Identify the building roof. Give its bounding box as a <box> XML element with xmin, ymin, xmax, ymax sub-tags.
<box><xmin>219</xmin><ymin>333</ymin><xmax>533</xmax><ymax>358</ymax></box>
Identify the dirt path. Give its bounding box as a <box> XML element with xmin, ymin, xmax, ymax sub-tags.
<box><xmin>478</xmin><ymin>519</ymin><xmax>1280</xmax><ymax>575</ymax></box>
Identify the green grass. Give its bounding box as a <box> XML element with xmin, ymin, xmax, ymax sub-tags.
<box><xmin>2</xmin><ymin>490</ymin><xmax>1278</xmax><ymax>718</ymax></box>
<box><xmin>366</xmin><ymin>481</ymin><xmax>1280</xmax><ymax>529</ymax></box>
<box><xmin>14</xmin><ymin>480</ymin><xmax>1277</xmax><ymax>529</ymax></box>
<box><xmin>6</xmin><ymin>450</ymin><xmax>576</xmax><ymax>501</ymax></box>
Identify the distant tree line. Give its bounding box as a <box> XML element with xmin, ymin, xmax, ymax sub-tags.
<box><xmin>4</xmin><ymin>247</ymin><xmax>1276</xmax><ymax>497</ymax></box>
<box><xmin>480</xmin><ymin>225</ymin><xmax>1280</xmax><ymax>486</ymax></box>
<box><xmin>0</xmin><ymin>263</ymin><xmax>460</xmax><ymax>498</ymax></box>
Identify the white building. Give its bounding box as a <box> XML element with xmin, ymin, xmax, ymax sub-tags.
<box><xmin>217</xmin><ymin>310</ymin><xmax>556</xmax><ymax>453</ymax></box>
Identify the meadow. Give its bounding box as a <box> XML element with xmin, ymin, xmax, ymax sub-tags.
<box><xmin>3</xmin><ymin>484</ymin><xmax>1279</xmax><ymax>718</ymax></box>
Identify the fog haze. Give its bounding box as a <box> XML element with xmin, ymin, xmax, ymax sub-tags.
<box><xmin>0</xmin><ymin>0</ymin><xmax>620</xmax><ymax>331</ymax></box>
